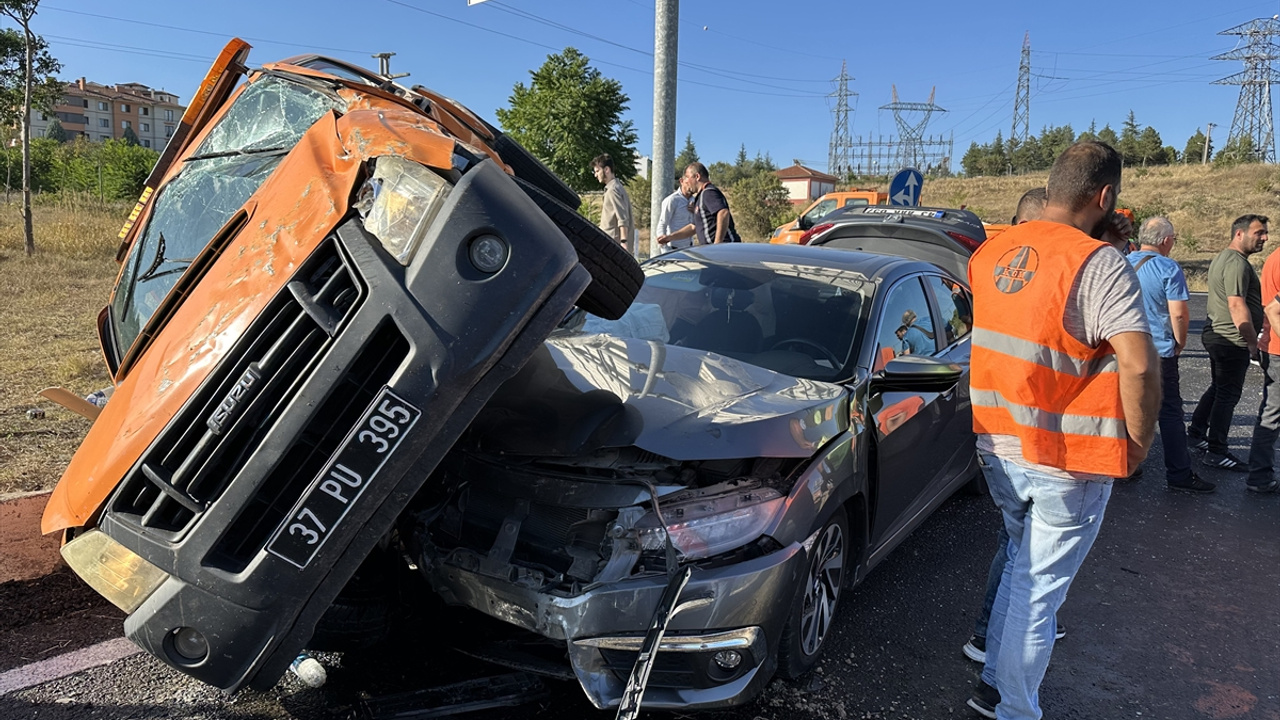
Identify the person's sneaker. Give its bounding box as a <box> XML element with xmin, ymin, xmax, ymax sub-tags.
<box><xmin>966</xmin><ymin>680</ymin><xmax>1000</xmax><ymax>719</ymax></box>
<box><xmin>1168</xmin><ymin>473</ymin><xmax>1216</xmax><ymax>493</ymax></box>
<box><xmin>962</xmin><ymin>634</ymin><xmax>986</xmax><ymax>663</ymax></box>
<box><xmin>1247</xmin><ymin>479</ymin><xmax>1279</xmax><ymax>494</ymax></box>
<box><xmin>1120</xmin><ymin>466</ymin><xmax>1144</xmax><ymax>482</ymax></box>
<box><xmin>1202</xmin><ymin>452</ymin><xmax>1247</xmax><ymax>471</ymax></box>
<box><xmin>1189</xmin><ymin>436</ymin><xmax>1209</xmax><ymax>451</ymax></box>
<box><xmin>1055</xmin><ymin>620</ymin><xmax>1067</xmax><ymax>640</ymax></box>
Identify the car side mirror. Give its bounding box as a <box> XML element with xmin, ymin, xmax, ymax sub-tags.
<box><xmin>870</xmin><ymin>355</ymin><xmax>963</xmax><ymax>393</ymax></box>
<box><xmin>797</xmin><ymin>213</ymin><xmax>814</xmax><ymax>231</ymax></box>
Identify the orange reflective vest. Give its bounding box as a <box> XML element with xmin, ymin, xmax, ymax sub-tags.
<box><xmin>967</xmin><ymin>221</ymin><xmax>1127</xmax><ymax>477</ymax></box>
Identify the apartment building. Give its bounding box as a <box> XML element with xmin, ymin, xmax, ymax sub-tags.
<box><xmin>31</xmin><ymin>78</ymin><xmax>185</xmax><ymax>150</ymax></box>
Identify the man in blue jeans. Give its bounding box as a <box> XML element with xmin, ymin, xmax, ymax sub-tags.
<box><xmin>1129</xmin><ymin>216</ymin><xmax>1215</xmax><ymax>492</ymax></box>
<box><xmin>964</xmin><ymin>142</ymin><xmax>1160</xmax><ymax>719</ymax></box>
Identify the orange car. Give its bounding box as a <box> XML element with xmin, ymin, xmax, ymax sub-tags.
<box><xmin>42</xmin><ymin>39</ymin><xmax>640</xmax><ymax>692</ymax></box>
<box><xmin>771</xmin><ymin>190</ymin><xmax>889</xmax><ymax>245</ymax></box>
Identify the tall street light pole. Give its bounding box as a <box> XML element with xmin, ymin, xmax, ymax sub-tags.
<box><xmin>649</xmin><ymin>0</ymin><xmax>678</xmax><ymax>260</ymax></box>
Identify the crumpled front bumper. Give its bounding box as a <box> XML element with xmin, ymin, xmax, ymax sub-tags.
<box><xmin>424</xmin><ymin>541</ymin><xmax>809</xmax><ymax>710</ymax></box>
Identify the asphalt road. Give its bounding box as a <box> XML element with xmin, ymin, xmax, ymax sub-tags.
<box><xmin>1</xmin><ymin>293</ymin><xmax>1277</xmax><ymax>720</ymax></box>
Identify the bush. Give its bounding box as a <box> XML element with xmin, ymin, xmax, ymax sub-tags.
<box><xmin>725</xmin><ymin>171</ymin><xmax>791</xmax><ymax>242</ymax></box>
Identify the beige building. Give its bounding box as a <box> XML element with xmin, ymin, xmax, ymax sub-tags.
<box><xmin>32</xmin><ymin>78</ymin><xmax>185</xmax><ymax>150</ymax></box>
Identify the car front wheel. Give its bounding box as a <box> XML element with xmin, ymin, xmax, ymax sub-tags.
<box><xmin>777</xmin><ymin>507</ymin><xmax>848</xmax><ymax>679</ymax></box>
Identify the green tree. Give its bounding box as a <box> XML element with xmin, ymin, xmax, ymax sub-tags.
<box><xmin>1077</xmin><ymin>120</ymin><xmax>1099</xmax><ymax>143</ymax></box>
<box><xmin>495</xmin><ymin>47</ymin><xmax>638</xmax><ymax>193</ymax></box>
<box><xmin>625</xmin><ymin>172</ymin><xmax>651</xmax><ymax>230</ymax></box>
<box><xmin>1097</xmin><ymin>124</ymin><xmax>1119</xmax><ymax>149</ymax></box>
<box><xmin>1183</xmin><ymin>129</ymin><xmax>1208</xmax><ymax>164</ymax></box>
<box><xmin>0</xmin><ymin>6</ymin><xmax>62</xmax><ymax>256</ymax></box>
<box><xmin>1136</xmin><ymin>126</ymin><xmax>1168</xmax><ymax>165</ymax></box>
<box><xmin>121</xmin><ymin>126</ymin><xmax>140</xmax><ymax>146</ymax></box>
<box><xmin>44</xmin><ymin>115</ymin><xmax>66</xmax><ymax>142</ymax></box>
<box><xmin>1039</xmin><ymin>124</ymin><xmax>1076</xmax><ymax>167</ymax></box>
<box><xmin>724</xmin><ymin>170</ymin><xmax>791</xmax><ymax>241</ymax></box>
<box><xmin>1214</xmin><ymin>135</ymin><xmax>1259</xmax><ymax>167</ymax></box>
<box><xmin>1118</xmin><ymin>111</ymin><xmax>1141</xmax><ymax>164</ymax></box>
<box><xmin>98</xmin><ymin>138</ymin><xmax>157</xmax><ymax>199</ymax></box>
<box><xmin>674</xmin><ymin>132</ymin><xmax>698</xmax><ymax>173</ymax></box>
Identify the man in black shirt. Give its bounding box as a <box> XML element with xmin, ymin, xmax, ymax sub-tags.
<box><xmin>655</xmin><ymin>162</ymin><xmax>741</xmax><ymax>246</ymax></box>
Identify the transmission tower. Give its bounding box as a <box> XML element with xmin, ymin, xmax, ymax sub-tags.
<box><xmin>880</xmin><ymin>85</ymin><xmax>947</xmax><ymax>170</ymax></box>
<box><xmin>828</xmin><ymin>61</ymin><xmax>856</xmax><ymax>179</ymax></box>
<box><xmin>1012</xmin><ymin>32</ymin><xmax>1031</xmax><ymax>146</ymax></box>
<box><xmin>1213</xmin><ymin>17</ymin><xmax>1280</xmax><ymax>163</ymax></box>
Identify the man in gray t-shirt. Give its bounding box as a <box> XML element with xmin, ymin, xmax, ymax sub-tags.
<box><xmin>1189</xmin><ymin>215</ymin><xmax>1270</xmax><ymax>468</ymax></box>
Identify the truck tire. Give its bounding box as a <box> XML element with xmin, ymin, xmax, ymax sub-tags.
<box><xmin>493</xmin><ymin>134</ymin><xmax>581</xmax><ymax>209</ymax></box>
<box><xmin>513</xmin><ymin>177</ymin><xmax>643</xmax><ymax>321</ymax></box>
<box><xmin>308</xmin><ymin>547</ymin><xmax>398</xmax><ymax>652</ymax></box>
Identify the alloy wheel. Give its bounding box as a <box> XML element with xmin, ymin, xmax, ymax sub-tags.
<box><xmin>799</xmin><ymin>522</ymin><xmax>845</xmax><ymax>656</ymax></box>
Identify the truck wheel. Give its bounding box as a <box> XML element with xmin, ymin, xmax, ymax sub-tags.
<box><xmin>512</xmin><ymin>177</ymin><xmax>643</xmax><ymax>321</ymax></box>
<box><xmin>493</xmin><ymin>134</ymin><xmax>581</xmax><ymax>209</ymax></box>
<box><xmin>777</xmin><ymin>507</ymin><xmax>848</xmax><ymax>680</ymax></box>
<box><xmin>308</xmin><ymin>548</ymin><xmax>398</xmax><ymax>652</ymax></box>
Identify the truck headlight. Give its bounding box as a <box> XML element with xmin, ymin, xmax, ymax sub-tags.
<box><xmin>61</xmin><ymin>529</ymin><xmax>169</xmax><ymax>613</ymax></box>
<box><xmin>637</xmin><ymin>487</ymin><xmax>785</xmax><ymax>561</ymax></box>
<box><xmin>355</xmin><ymin>156</ymin><xmax>451</xmax><ymax>265</ymax></box>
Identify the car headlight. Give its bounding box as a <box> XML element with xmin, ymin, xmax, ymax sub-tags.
<box><xmin>61</xmin><ymin>529</ymin><xmax>169</xmax><ymax>613</ymax></box>
<box><xmin>637</xmin><ymin>487</ymin><xmax>785</xmax><ymax>561</ymax></box>
<box><xmin>355</xmin><ymin>156</ymin><xmax>451</xmax><ymax>265</ymax></box>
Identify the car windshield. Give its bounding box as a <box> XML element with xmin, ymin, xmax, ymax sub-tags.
<box><xmin>110</xmin><ymin>74</ymin><xmax>343</xmax><ymax>357</ymax></box>
<box><xmin>562</xmin><ymin>257</ymin><xmax>872</xmax><ymax>381</ymax></box>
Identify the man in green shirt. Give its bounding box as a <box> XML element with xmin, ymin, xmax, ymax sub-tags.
<box><xmin>1189</xmin><ymin>214</ymin><xmax>1270</xmax><ymax>469</ymax></box>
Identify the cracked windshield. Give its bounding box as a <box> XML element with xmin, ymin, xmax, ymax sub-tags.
<box><xmin>110</xmin><ymin>74</ymin><xmax>342</xmax><ymax>355</ymax></box>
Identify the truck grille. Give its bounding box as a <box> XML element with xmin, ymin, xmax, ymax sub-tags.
<box><xmin>208</xmin><ymin>321</ymin><xmax>408</xmax><ymax>572</ymax></box>
<box><xmin>109</xmin><ymin>241</ymin><xmax>365</xmax><ymax>544</ymax></box>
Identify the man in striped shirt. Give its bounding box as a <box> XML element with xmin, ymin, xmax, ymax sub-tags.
<box><xmin>656</xmin><ymin>163</ymin><xmax>741</xmax><ymax>246</ymax></box>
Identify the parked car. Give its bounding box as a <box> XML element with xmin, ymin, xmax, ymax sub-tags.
<box><xmin>801</xmin><ymin>205</ymin><xmax>988</xmax><ymax>279</ymax></box>
<box><xmin>407</xmin><ymin>240</ymin><xmax>979</xmax><ymax>710</ymax></box>
<box><xmin>41</xmin><ymin>38</ymin><xmax>641</xmax><ymax>692</ymax></box>
<box><xmin>771</xmin><ymin>189</ymin><xmax>890</xmax><ymax>245</ymax></box>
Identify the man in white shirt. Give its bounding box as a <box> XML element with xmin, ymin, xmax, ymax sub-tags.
<box><xmin>655</xmin><ymin>173</ymin><xmax>695</xmax><ymax>253</ymax></box>
<box><xmin>591</xmin><ymin>154</ymin><xmax>634</xmax><ymax>251</ymax></box>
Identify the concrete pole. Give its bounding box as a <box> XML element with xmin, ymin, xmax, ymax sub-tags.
<box><xmin>649</xmin><ymin>0</ymin><xmax>678</xmax><ymax>261</ymax></box>
<box><xmin>1203</xmin><ymin>123</ymin><xmax>1216</xmax><ymax>164</ymax></box>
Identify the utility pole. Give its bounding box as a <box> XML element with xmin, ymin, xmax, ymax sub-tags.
<box><xmin>649</xmin><ymin>0</ymin><xmax>678</xmax><ymax>261</ymax></box>
<box><xmin>1212</xmin><ymin>17</ymin><xmax>1280</xmax><ymax>162</ymax></box>
<box><xmin>1011</xmin><ymin>32</ymin><xmax>1031</xmax><ymax>147</ymax></box>
<box><xmin>827</xmin><ymin>61</ymin><xmax>855</xmax><ymax>179</ymax></box>
<box><xmin>880</xmin><ymin>86</ymin><xmax>947</xmax><ymax>171</ymax></box>
<box><xmin>1203</xmin><ymin>122</ymin><xmax>1217</xmax><ymax>164</ymax></box>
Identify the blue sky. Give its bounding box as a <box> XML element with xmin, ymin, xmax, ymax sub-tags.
<box><xmin>28</xmin><ymin>0</ymin><xmax>1280</xmax><ymax>174</ymax></box>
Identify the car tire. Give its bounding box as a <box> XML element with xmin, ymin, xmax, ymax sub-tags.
<box><xmin>492</xmin><ymin>133</ymin><xmax>581</xmax><ymax>209</ymax></box>
<box><xmin>512</xmin><ymin>177</ymin><xmax>644</xmax><ymax>321</ymax></box>
<box><xmin>308</xmin><ymin>547</ymin><xmax>399</xmax><ymax>652</ymax></box>
<box><xmin>777</xmin><ymin>506</ymin><xmax>848</xmax><ymax>680</ymax></box>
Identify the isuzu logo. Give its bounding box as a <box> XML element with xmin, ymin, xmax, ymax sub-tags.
<box><xmin>207</xmin><ymin>363</ymin><xmax>264</xmax><ymax>435</ymax></box>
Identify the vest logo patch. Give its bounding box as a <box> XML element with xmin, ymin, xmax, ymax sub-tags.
<box><xmin>993</xmin><ymin>246</ymin><xmax>1038</xmax><ymax>293</ymax></box>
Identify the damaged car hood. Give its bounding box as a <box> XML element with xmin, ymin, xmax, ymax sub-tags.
<box><xmin>469</xmin><ymin>333</ymin><xmax>848</xmax><ymax>460</ymax></box>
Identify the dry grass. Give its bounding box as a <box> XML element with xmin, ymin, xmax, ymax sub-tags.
<box><xmin>0</xmin><ymin>195</ymin><xmax>123</xmax><ymax>495</ymax></box>
<box><xmin>928</xmin><ymin>163</ymin><xmax>1280</xmax><ymax>290</ymax></box>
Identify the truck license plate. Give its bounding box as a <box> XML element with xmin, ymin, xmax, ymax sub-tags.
<box><xmin>267</xmin><ymin>387</ymin><xmax>421</xmax><ymax>569</ymax></box>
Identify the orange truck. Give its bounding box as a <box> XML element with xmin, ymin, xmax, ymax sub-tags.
<box><xmin>40</xmin><ymin>39</ymin><xmax>641</xmax><ymax>693</ymax></box>
<box><xmin>770</xmin><ymin>190</ymin><xmax>889</xmax><ymax>245</ymax></box>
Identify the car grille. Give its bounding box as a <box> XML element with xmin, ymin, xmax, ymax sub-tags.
<box><xmin>109</xmin><ymin>240</ymin><xmax>368</xmax><ymax>549</ymax></box>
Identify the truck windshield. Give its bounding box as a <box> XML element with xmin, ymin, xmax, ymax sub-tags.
<box><xmin>111</xmin><ymin>74</ymin><xmax>342</xmax><ymax>358</ymax></box>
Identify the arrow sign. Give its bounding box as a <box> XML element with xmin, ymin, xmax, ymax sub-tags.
<box><xmin>889</xmin><ymin>168</ymin><xmax>923</xmax><ymax>206</ymax></box>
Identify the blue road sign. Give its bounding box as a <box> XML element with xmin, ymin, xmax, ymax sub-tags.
<box><xmin>889</xmin><ymin>168</ymin><xmax>923</xmax><ymax>207</ymax></box>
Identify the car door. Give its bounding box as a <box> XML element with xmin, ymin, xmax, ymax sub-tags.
<box><xmin>868</xmin><ymin>274</ymin><xmax>950</xmax><ymax>549</ymax></box>
<box><xmin>920</xmin><ymin>273</ymin><xmax>975</xmax><ymax>482</ymax></box>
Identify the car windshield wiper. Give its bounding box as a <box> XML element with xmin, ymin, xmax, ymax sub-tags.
<box><xmin>136</xmin><ymin>231</ymin><xmax>196</xmax><ymax>283</ymax></box>
<box><xmin>185</xmin><ymin>145</ymin><xmax>292</xmax><ymax>162</ymax></box>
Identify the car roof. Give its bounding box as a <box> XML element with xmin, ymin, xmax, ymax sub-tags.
<box><xmin>655</xmin><ymin>242</ymin><xmax>955</xmax><ymax>285</ymax></box>
<box><xmin>805</xmin><ymin>205</ymin><xmax>982</xmax><ymax>279</ymax></box>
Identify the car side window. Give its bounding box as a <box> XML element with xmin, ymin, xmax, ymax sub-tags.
<box><xmin>875</xmin><ymin>277</ymin><xmax>936</xmax><ymax>369</ymax></box>
<box><xmin>803</xmin><ymin>199</ymin><xmax>838</xmax><ymax>223</ymax></box>
<box><xmin>925</xmin><ymin>275</ymin><xmax>973</xmax><ymax>346</ymax></box>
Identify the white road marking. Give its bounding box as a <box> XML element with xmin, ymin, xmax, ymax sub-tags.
<box><xmin>0</xmin><ymin>637</ymin><xmax>141</xmax><ymax>695</ymax></box>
